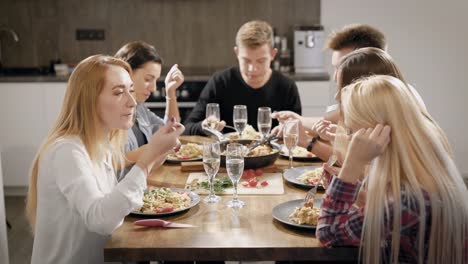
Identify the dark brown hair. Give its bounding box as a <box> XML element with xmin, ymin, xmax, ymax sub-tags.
<box><xmin>337</xmin><ymin>47</ymin><xmax>405</xmax><ymax>90</ymax></box>
<box><xmin>114</xmin><ymin>41</ymin><xmax>163</xmax><ymax>70</ymax></box>
<box><xmin>326</xmin><ymin>24</ymin><xmax>386</xmax><ymax>51</ymax></box>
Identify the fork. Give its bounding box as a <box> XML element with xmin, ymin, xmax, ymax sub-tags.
<box><xmin>304</xmin><ymin>148</ymin><xmax>338</xmax><ymax>202</ymax></box>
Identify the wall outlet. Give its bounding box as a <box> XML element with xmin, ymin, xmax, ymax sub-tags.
<box><xmin>76</xmin><ymin>29</ymin><xmax>105</xmax><ymax>41</ymax></box>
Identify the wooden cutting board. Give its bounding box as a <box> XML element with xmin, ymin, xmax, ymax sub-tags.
<box><xmin>185</xmin><ymin>172</ymin><xmax>284</xmax><ymax>195</ymax></box>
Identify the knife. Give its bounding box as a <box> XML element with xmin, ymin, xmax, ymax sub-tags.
<box><xmin>134</xmin><ymin>219</ymin><xmax>196</xmax><ymax>228</ymax></box>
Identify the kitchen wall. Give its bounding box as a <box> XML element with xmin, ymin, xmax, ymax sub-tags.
<box><xmin>322</xmin><ymin>0</ymin><xmax>468</xmax><ymax>177</ymax></box>
<box><xmin>0</xmin><ymin>0</ymin><xmax>320</xmax><ymax>69</ymax></box>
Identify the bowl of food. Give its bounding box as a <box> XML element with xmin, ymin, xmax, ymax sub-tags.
<box><xmin>219</xmin><ymin>139</ymin><xmax>280</xmax><ymax>169</ymax></box>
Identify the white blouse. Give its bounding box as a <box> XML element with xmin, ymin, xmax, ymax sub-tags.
<box><xmin>31</xmin><ymin>137</ymin><xmax>146</xmax><ymax>264</ymax></box>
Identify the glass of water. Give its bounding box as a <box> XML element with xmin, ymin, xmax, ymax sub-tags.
<box><xmin>233</xmin><ymin>105</ymin><xmax>247</xmax><ymax>137</ymax></box>
<box><xmin>206</xmin><ymin>103</ymin><xmax>220</xmax><ymax>129</ymax></box>
<box><xmin>203</xmin><ymin>141</ymin><xmax>221</xmax><ymax>203</ymax></box>
<box><xmin>283</xmin><ymin>119</ymin><xmax>299</xmax><ymax>169</ymax></box>
<box><xmin>257</xmin><ymin>107</ymin><xmax>272</xmax><ymax>138</ymax></box>
<box><xmin>225</xmin><ymin>143</ymin><xmax>245</xmax><ymax>209</ymax></box>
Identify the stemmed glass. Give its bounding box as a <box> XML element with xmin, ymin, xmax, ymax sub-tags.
<box><xmin>203</xmin><ymin>141</ymin><xmax>221</xmax><ymax>203</ymax></box>
<box><xmin>225</xmin><ymin>143</ymin><xmax>245</xmax><ymax>209</ymax></box>
<box><xmin>206</xmin><ymin>103</ymin><xmax>220</xmax><ymax>129</ymax></box>
<box><xmin>283</xmin><ymin>119</ymin><xmax>299</xmax><ymax>169</ymax></box>
<box><xmin>257</xmin><ymin>107</ymin><xmax>272</xmax><ymax>138</ymax></box>
<box><xmin>233</xmin><ymin>105</ymin><xmax>247</xmax><ymax>137</ymax></box>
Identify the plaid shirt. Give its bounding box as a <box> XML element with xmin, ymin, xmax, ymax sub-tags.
<box><xmin>316</xmin><ymin>177</ymin><xmax>432</xmax><ymax>263</ymax></box>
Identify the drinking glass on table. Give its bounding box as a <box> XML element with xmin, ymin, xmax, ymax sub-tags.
<box><xmin>203</xmin><ymin>141</ymin><xmax>221</xmax><ymax>203</ymax></box>
<box><xmin>283</xmin><ymin>119</ymin><xmax>299</xmax><ymax>169</ymax></box>
<box><xmin>205</xmin><ymin>103</ymin><xmax>220</xmax><ymax>129</ymax></box>
<box><xmin>233</xmin><ymin>105</ymin><xmax>247</xmax><ymax>137</ymax></box>
<box><xmin>225</xmin><ymin>143</ymin><xmax>245</xmax><ymax>209</ymax></box>
<box><xmin>257</xmin><ymin>107</ymin><xmax>272</xmax><ymax>138</ymax></box>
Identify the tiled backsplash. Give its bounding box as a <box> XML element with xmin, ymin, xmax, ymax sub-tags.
<box><xmin>0</xmin><ymin>0</ymin><xmax>320</xmax><ymax>69</ymax></box>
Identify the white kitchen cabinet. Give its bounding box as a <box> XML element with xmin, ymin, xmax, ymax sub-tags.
<box><xmin>296</xmin><ymin>81</ymin><xmax>332</xmax><ymax>117</ymax></box>
<box><xmin>0</xmin><ymin>82</ymin><xmax>67</xmax><ymax>188</ymax></box>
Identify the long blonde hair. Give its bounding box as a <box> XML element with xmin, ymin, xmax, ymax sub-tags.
<box><xmin>340</xmin><ymin>75</ymin><xmax>468</xmax><ymax>264</ymax></box>
<box><xmin>26</xmin><ymin>55</ymin><xmax>132</xmax><ymax>232</ymax></box>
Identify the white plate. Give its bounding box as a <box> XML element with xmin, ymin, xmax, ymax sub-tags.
<box><xmin>272</xmin><ymin>198</ymin><xmax>322</xmax><ymax>229</ymax></box>
<box><xmin>131</xmin><ymin>188</ymin><xmax>200</xmax><ymax>217</ymax></box>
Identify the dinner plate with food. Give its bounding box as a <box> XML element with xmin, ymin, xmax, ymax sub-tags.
<box><xmin>166</xmin><ymin>143</ymin><xmax>203</xmax><ymax>163</ymax></box>
<box><xmin>272</xmin><ymin>198</ymin><xmax>322</xmax><ymax>229</ymax></box>
<box><xmin>279</xmin><ymin>145</ymin><xmax>321</xmax><ymax>162</ymax></box>
<box><xmin>283</xmin><ymin>166</ymin><xmax>324</xmax><ymax>188</ymax></box>
<box><xmin>224</xmin><ymin>125</ymin><xmax>262</xmax><ymax>140</ymax></box>
<box><xmin>131</xmin><ymin>187</ymin><xmax>200</xmax><ymax>217</ymax></box>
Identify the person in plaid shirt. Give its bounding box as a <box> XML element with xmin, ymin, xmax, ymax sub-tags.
<box><xmin>316</xmin><ymin>75</ymin><xmax>468</xmax><ymax>264</ymax></box>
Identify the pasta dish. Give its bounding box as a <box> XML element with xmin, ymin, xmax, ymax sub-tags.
<box><xmin>227</xmin><ymin>125</ymin><xmax>262</xmax><ymax>140</ymax></box>
<box><xmin>168</xmin><ymin>143</ymin><xmax>203</xmax><ymax>160</ymax></box>
<box><xmin>282</xmin><ymin>146</ymin><xmax>313</xmax><ymax>157</ymax></box>
<box><xmin>138</xmin><ymin>187</ymin><xmax>192</xmax><ymax>214</ymax></box>
<box><xmin>297</xmin><ymin>167</ymin><xmax>322</xmax><ymax>185</ymax></box>
<box><xmin>245</xmin><ymin>144</ymin><xmax>277</xmax><ymax>157</ymax></box>
<box><xmin>289</xmin><ymin>199</ymin><xmax>321</xmax><ymax>225</ymax></box>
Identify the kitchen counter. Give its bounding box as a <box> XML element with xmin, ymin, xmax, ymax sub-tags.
<box><xmin>0</xmin><ymin>67</ymin><xmax>329</xmax><ymax>82</ymax></box>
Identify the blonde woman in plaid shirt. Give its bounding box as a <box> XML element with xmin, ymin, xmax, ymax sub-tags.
<box><xmin>316</xmin><ymin>75</ymin><xmax>468</xmax><ymax>263</ymax></box>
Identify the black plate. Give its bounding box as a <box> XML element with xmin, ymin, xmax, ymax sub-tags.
<box><xmin>272</xmin><ymin>198</ymin><xmax>322</xmax><ymax>229</ymax></box>
<box><xmin>131</xmin><ymin>188</ymin><xmax>200</xmax><ymax>217</ymax></box>
<box><xmin>283</xmin><ymin>166</ymin><xmax>323</xmax><ymax>188</ymax></box>
<box><xmin>279</xmin><ymin>145</ymin><xmax>321</xmax><ymax>162</ymax></box>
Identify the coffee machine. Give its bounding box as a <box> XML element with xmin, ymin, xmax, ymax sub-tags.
<box><xmin>294</xmin><ymin>25</ymin><xmax>325</xmax><ymax>74</ymax></box>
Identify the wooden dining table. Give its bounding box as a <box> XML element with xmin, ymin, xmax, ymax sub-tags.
<box><xmin>104</xmin><ymin>136</ymin><xmax>358</xmax><ymax>262</ymax></box>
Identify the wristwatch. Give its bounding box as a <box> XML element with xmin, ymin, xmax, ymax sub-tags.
<box><xmin>306</xmin><ymin>137</ymin><xmax>319</xmax><ymax>152</ymax></box>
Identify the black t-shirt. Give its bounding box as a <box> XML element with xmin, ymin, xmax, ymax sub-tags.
<box><xmin>184</xmin><ymin>66</ymin><xmax>302</xmax><ymax>135</ymax></box>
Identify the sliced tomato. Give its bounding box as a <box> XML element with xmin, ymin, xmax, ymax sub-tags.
<box><xmin>155</xmin><ymin>206</ymin><xmax>174</xmax><ymax>213</ymax></box>
<box><xmin>242</xmin><ymin>169</ymin><xmax>255</xmax><ymax>179</ymax></box>
<box><xmin>254</xmin><ymin>168</ymin><xmax>263</xmax><ymax>176</ymax></box>
<box><xmin>248</xmin><ymin>177</ymin><xmax>258</xmax><ymax>187</ymax></box>
<box><xmin>260</xmin><ymin>181</ymin><xmax>269</xmax><ymax>187</ymax></box>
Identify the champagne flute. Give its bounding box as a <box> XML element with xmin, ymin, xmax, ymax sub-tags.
<box><xmin>283</xmin><ymin>119</ymin><xmax>299</xmax><ymax>168</ymax></box>
<box><xmin>233</xmin><ymin>105</ymin><xmax>247</xmax><ymax>138</ymax></box>
<box><xmin>206</xmin><ymin>103</ymin><xmax>220</xmax><ymax>130</ymax></box>
<box><xmin>226</xmin><ymin>143</ymin><xmax>245</xmax><ymax>209</ymax></box>
<box><xmin>257</xmin><ymin>107</ymin><xmax>272</xmax><ymax>138</ymax></box>
<box><xmin>203</xmin><ymin>141</ymin><xmax>221</xmax><ymax>203</ymax></box>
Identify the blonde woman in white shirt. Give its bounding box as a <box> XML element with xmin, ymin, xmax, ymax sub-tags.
<box><xmin>25</xmin><ymin>55</ymin><xmax>184</xmax><ymax>264</ymax></box>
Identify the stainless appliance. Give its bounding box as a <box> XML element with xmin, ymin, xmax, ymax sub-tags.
<box><xmin>294</xmin><ymin>25</ymin><xmax>325</xmax><ymax>74</ymax></box>
<box><xmin>144</xmin><ymin>80</ymin><xmax>207</xmax><ymax>122</ymax></box>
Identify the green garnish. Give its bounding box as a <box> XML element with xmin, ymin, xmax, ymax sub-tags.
<box><xmin>200</xmin><ymin>176</ymin><xmax>233</xmax><ymax>193</ymax></box>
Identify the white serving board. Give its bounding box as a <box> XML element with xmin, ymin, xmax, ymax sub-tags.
<box><xmin>185</xmin><ymin>172</ymin><xmax>284</xmax><ymax>195</ymax></box>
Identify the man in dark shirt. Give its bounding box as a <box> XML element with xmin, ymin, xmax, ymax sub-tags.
<box><xmin>184</xmin><ymin>20</ymin><xmax>301</xmax><ymax>135</ymax></box>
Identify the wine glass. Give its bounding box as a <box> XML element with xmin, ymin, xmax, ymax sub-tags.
<box><xmin>206</xmin><ymin>103</ymin><xmax>220</xmax><ymax>130</ymax></box>
<box><xmin>203</xmin><ymin>141</ymin><xmax>221</xmax><ymax>203</ymax></box>
<box><xmin>233</xmin><ymin>105</ymin><xmax>247</xmax><ymax>138</ymax></box>
<box><xmin>257</xmin><ymin>107</ymin><xmax>272</xmax><ymax>138</ymax></box>
<box><xmin>283</xmin><ymin>119</ymin><xmax>299</xmax><ymax>169</ymax></box>
<box><xmin>225</xmin><ymin>143</ymin><xmax>245</xmax><ymax>209</ymax></box>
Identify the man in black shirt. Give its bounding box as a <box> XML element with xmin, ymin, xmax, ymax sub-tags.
<box><xmin>184</xmin><ymin>20</ymin><xmax>301</xmax><ymax>135</ymax></box>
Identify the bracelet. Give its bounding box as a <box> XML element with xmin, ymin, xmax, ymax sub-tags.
<box><xmin>306</xmin><ymin>137</ymin><xmax>319</xmax><ymax>152</ymax></box>
<box><xmin>165</xmin><ymin>96</ymin><xmax>174</xmax><ymax>100</ymax></box>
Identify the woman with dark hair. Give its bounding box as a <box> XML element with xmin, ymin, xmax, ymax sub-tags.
<box><xmin>115</xmin><ymin>41</ymin><xmax>185</xmax><ymax>171</ymax></box>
